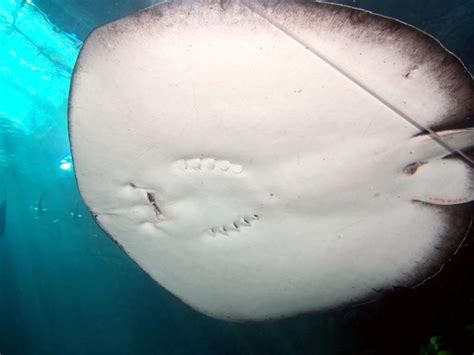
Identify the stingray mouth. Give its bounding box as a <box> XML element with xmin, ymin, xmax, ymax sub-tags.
<box><xmin>126</xmin><ymin>182</ymin><xmax>163</xmax><ymax>221</ymax></box>
<box><xmin>92</xmin><ymin>182</ymin><xmax>166</xmax><ymax>226</ymax></box>
<box><xmin>145</xmin><ymin>191</ymin><xmax>162</xmax><ymax>218</ymax></box>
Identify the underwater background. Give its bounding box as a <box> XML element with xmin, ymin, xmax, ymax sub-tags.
<box><xmin>0</xmin><ymin>0</ymin><xmax>473</xmax><ymax>354</ymax></box>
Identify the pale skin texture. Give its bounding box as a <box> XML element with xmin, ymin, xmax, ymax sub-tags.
<box><xmin>69</xmin><ymin>0</ymin><xmax>474</xmax><ymax>320</ymax></box>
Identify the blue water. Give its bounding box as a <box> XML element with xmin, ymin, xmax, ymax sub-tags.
<box><xmin>0</xmin><ymin>1</ymin><xmax>473</xmax><ymax>354</ymax></box>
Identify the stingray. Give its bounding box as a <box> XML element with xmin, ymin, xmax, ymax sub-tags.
<box><xmin>68</xmin><ymin>0</ymin><xmax>474</xmax><ymax>321</ymax></box>
<box><xmin>31</xmin><ymin>191</ymin><xmax>48</xmax><ymax>218</ymax></box>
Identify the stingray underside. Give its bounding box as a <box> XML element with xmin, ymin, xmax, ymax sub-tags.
<box><xmin>69</xmin><ymin>0</ymin><xmax>474</xmax><ymax>320</ymax></box>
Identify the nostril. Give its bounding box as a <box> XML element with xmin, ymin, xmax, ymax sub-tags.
<box><xmin>146</xmin><ymin>192</ymin><xmax>155</xmax><ymax>203</ymax></box>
